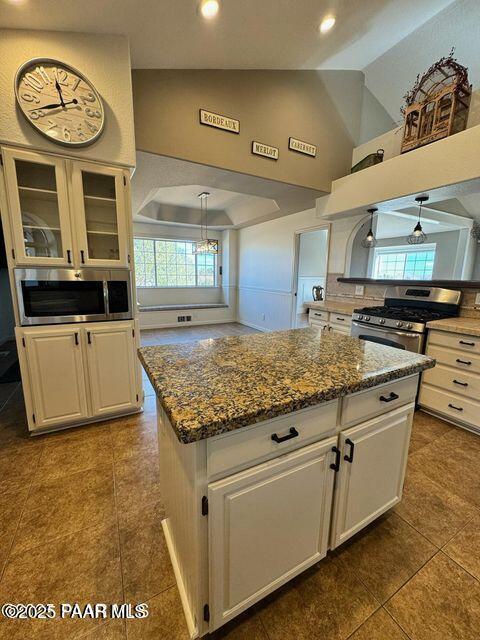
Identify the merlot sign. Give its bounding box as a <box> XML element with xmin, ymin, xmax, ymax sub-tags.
<box><xmin>199</xmin><ymin>109</ymin><xmax>240</xmax><ymax>134</ymax></box>
<box><xmin>251</xmin><ymin>141</ymin><xmax>279</xmax><ymax>160</ymax></box>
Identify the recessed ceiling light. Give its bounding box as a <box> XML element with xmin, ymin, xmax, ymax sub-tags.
<box><xmin>199</xmin><ymin>0</ymin><xmax>220</xmax><ymax>19</ymax></box>
<box><xmin>319</xmin><ymin>15</ymin><xmax>336</xmax><ymax>34</ymax></box>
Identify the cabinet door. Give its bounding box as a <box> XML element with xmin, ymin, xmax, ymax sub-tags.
<box><xmin>85</xmin><ymin>322</ymin><xmax>137</xmax><ymax>416</ymax></box>
<box><xmin>330</xmin><ymin>404</ymin><xmax>413</xmax><ymax>549</ymax></box>
<box><xmin>328</xmin><ymin>323</ymin><xmax>350</xmax><ymax>335</ymax></box>
<box><xmin>23</xmin><ymin>327</ymin><xmax>89</xmax><ymax>430</ymax></box>
<box><xmin>208</xmin><ymin>437</ymin><xmax>337</xmax><ymax>631</ymax></box>
<box><xmin>70</xmin><ymin>162</ymin><xmax>129</xmax><ymax>268</ymax></box>
<box><xmin>2</xmin><ymin>148</ymin><xmax>73</xmax><ymax>266</ymax></box>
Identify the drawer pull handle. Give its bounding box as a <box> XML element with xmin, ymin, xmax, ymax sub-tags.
<box><xmin>456</xmin><ymin>358</ymin><xmax>472</xmax><ymax>366</ymax></box>
<box><xmin>271</xmin><ymin>427</ymin><xmax>299</xmax><ymax>444</ymax></box>
<box><xmin>87</xmin><ymin>331</ymin><xmax>92</xmax><ymax>345</ymax></box>
<box><xmin>344</xmin><ymin>438</ymin><xmax>355</xmax><ymax>463</ymax></box>
<box><xmin>379</xmin><ymin>391</ymin><xmax>399</xmax><ymax>403</ymax></box>
<box><xmin>330</xmin><ymin>446</ymin><xmax>341</xmax><ymax>472</ymax></box>
<box><xmin>459</xmin><ymin>340</ymin><xmax>475</xmax><ymax>347</ymax></box>
<box><xmin>448</xmin><ymin>403</ymin><xmax>464</xmax><ymax>412</ymax></box>
<box><xmin>336</xmin><ymin>317</ymin><xmax>345</xmax><ymax>321</ymax></box>
<box><xmin>453</xmin><ymin>379</ymin><xmax>468</xmax><ymax>387</ymax></box>
<box><xmin>74</xmin><ymin>332</ymin><xmax>79</xmax><ymax>346</ymax></box>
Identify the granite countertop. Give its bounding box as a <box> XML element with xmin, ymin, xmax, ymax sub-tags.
<box><xmin>139</xmin><ymin>328</ymin><xmax>434</xmax><ymax>444</ymax></box>
<box><xmin>305</xmin><ymin>300</ymin><xmax>360</xmax><ymax>315</ymax></box>
<box><xmin>426</xmin><ymin>316</ymin><xmax>480</xmax><ymax>337</ymax></box>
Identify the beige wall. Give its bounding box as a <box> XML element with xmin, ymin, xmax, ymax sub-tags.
<box><xmin>132</xmin><ymin>70</ymin><xmax>363</xmax><ymax>193</ymax></box>
<box><xmin>0</xmin><ymin>29</ymin><xmax>136</xmax><ymax>167</ymax></box>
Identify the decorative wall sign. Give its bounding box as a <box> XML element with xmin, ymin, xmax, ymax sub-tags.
<box><xmin>199</xmin><ymin>109</ymin><xmax>240</xmax><ymax>134</ymax></box>
<box><xmin>251</xmin><ymin>141</ymin><xmax>279</xmax><ymax>160</ymax></box>
<box><xmin>288</xmin><ymin>137</ymin><xmax>317</xmax><ymax>157</ymax></box>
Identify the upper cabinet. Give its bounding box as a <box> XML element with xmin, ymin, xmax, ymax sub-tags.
<box><xmin>2</xmin><ymin>148</ymin><xmax>73</xmax><ymax>266</ymax></box>
<box><xmin>2</xmin><ymin>147</ymin><xmax>130</xmax><ymax>269</ymax></box>
<box><xmin>70</xmin><ymin>162</ymin><xmax>129</xmax><ymax>268</ymax></box>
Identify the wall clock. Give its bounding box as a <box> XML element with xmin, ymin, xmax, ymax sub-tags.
<box><xmin>14</xmin><ymin>58</ymin><xmax>105</xmax><ymax>147</ymax></box>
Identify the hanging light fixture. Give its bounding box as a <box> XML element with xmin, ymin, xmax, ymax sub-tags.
<box><xmin>361</xmin><ymin>207</ymin><xmax>378</xmax><ymax>249</ymax></box>
<box><xmin>194</xmin><ymin>192</ymin><xmax>219</xmax><ymax>254</ymax></box>
<box><xmin>407</xmin><ymin>195</ymin><xmax>429</xmax><ymax>245</ymax></box>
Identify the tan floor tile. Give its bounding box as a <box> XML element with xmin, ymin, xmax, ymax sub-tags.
<box><xmin>114</xmin><ymin>451</ymin><xmax>162</xmax><ymax>526</ymax></box>
<box><xmin>0</xmin><ymin>390</ymin><xmax>37</xmax><ymax>453</ymax></box>
<box><xmin>0</xmin><ymin>523</ymin><xmax>123</xmax><ymax>640</ymax></box>
<box><xmin>337</xmin><ymin>512</ymin><xmax>436</xmax><ymax>603</ymax></box>
<box><xmin>110</xmin><ymin>413</ymin><xmax>157</xmax><ymax>462</ymax></box>
<box><xmin>0</xmin><ymin>447</ymin><xmax>41</xmax><ymax>495</ymax></box>
<box><xmin>34</xmin><ymin>427</ymin><xmax>113</xmax><ymax>484</ymax></box>
<box><xmin>11</xmin><ymin>465</ymin><xmax>116</xmax><ymax>555</ymax></box>
<box><xmin>77</xmin><ymin>619</ymin><xmax>126</xmax><ymax>639</ymax></box>
<box><xmin>443</xmin><ymin>512</ymin><xmax>480</xmax><ymax>581</ymax></box>
<box><xmin>409</xmin><ymin>410</ymin><xmax>453</xmax><ymax>453</ymax></box>
<box><xmin>348</xmin><ymin>608</ymin><xmax>408</xmax><ymax>640</ymax></box>
<box><xmin>126</xmin><ymin>587</ymin><xmax>189</xmax><ymax>640</ymax></box>
<box><xmin>207</xmin><ymin>608</ymin><xmax>268</xmax><ymax>639</ymax></box>
<box><xmin>386</xmin><ymin>552</ymin><xmax>480</xmax><ymax>640</ymax></box>
<box><xmin>394</xmin><ymin>466</ymin><xmax>476</xmax><ymax>547</ymax></box>
<box><xmin>119</xmin><ymin>501</ymin><xmax>174</xmax><ymax>602</ymax></box>
<box><xmin>0</xmin><ymin>489</ymin><xmax>28</xmax><ymax>573</ymax></box>
<box><xmin>258</xmin><ymin>555</ymin><xmax>378</xmax><ymax>640</ymax></box>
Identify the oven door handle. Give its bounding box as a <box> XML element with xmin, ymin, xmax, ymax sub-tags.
<box><xmin>352</xmin><ymin>321</ymin><xmax>419</xmax><ymax>338</ymax></box>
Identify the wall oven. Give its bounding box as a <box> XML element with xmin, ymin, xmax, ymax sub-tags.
<box><xmin>15</xmin><ymin>268</ymin><xmax>133</xmax><ymax>326</ymax></box>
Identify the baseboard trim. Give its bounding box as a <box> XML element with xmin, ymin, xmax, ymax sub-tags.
<box><xmin>237</xmin><ymin>320</ymin><xmax>269</xmax><ymax>332</ymax></box>
<box><xmin>140</xmin><ymin>318</ymin><xmax>237</xmax><ymax>330</ymax></box>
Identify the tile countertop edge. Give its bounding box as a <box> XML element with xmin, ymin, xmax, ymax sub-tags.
<box><xmin>138</xmin><ymin>349</ymin><xmax>435</xmax><ymax>445</ymax></box>
<box><xmin>426</xmin><ymin>317</ymin><xmax>480</xmax><ymax>337</ymax></box>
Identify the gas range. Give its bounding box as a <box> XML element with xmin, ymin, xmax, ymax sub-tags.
<box><xmin>351</xmin><ymin>286</ymin><xmax>462</xmax><ymax>353</ymax></box>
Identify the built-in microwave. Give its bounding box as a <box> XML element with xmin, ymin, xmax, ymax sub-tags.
<box><xmin>15</xmin><ymin>268</ymin><xmax>133</xmax><ymax>326</ymax></box>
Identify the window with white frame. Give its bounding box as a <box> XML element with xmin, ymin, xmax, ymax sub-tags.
<box><xmin>372</xmin><ymin>244</ymin><xmax>436</xmax><ymax>280</ymax></box>
<box><xmin>134</xmin><ymin>238</ymin><xmax>217</xmax><ymax>288</ymax></box>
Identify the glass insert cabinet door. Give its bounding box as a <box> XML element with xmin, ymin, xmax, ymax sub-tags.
<box><xmin>71</xmin><ymin>162</ymin><xmax>128</xmax><ymax>268</ymax></box>
<box><xmin>2</xmin><ymin>148</ymin><xmax>73</xmax><ymax>266</ymax></box>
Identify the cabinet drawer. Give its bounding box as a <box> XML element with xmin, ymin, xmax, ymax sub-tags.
<box><xmin>422</xmin><ymin>364</ymin><xmax>480</xmax><ymax>399</ymax></box>
<box><xmin>309</xmin><ymin>309</ymin><xmax>329</xmax><ymax>323</ymax></box>
<box><xmin>329</xmin><ymin>312</ymin><xmax>352</xmax><ymax>327</ymax></box>
<box><xmin>428</xmin><ymin>330</ymin><xmax>480</xmax><ymax>355</ymax></box>
<box><xmin>426</xmin><ymin>345</ymin><xmax>480</xmax><ymax>375</ymax></box>
<box><xmin>419</xmin><ymin>384</ymin><xmax>480</xmax><ymax>430</ymax></box>
<box><xmin>329</xmin><ymin>324</ymin><xmax>350</xmax><ymax>335</ymax></box>
<box><xmin>207</xmin><ymin>400</ymin><xmax>339</xmax><ymax>480</ymax></box>
<box><xmin>341</xmin><ymin>375</ymin><xmax>418</xmax><ymax>427</ymax></box>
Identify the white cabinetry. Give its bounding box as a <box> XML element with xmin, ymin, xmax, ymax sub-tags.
<box><xmin>330</xmin><ymin>404</ymin><xmax>413</xmax><ymax>548</ymax></box>
<box><xmin>308</xmin><ymin>309</ymin><xmax>352</xmax><ymax>334</ymax></box>
<box><xmin>17</xmin><ymin>320</ymin><xmax>140</xmax><ymax>432</ymax></box>
<box><xmin>2</xmin><ymin>147</ymin><xmax>130</xmax><ymax>269</ymax></box>
<box><xmin>420</xmin><ymin>329</ymin><xmax>480</xmax><ymax>432</ymax></box>
<box><xmin>208</xmin><ymin>437</ymin><xmax>337</xmax><ymax>630</ymax></box>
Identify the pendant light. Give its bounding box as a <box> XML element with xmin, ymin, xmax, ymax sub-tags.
<box><xmin>407</xmin><ymin>195</ymin><xmax>429</xmax><ymax>245</ymax></box>
<box><xmin>194</xmin><ymin>192</ymin><xmax>218</xmax><ymax>254</ymax></box>
<box><xmin>361</xmin><ymin>207</ymin><xmax>378</xmax><ymax>249</ymax></box>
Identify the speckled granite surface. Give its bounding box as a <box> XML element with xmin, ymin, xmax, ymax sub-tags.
<box><xmin>426</xmin><ymin>316</ymin><xmax>480</xmax><ymax>337</ymax></box>
<box><xmin>139</xmin><ymin>328</ymin><xmax>434</xmax><ymax>444</ymax></box>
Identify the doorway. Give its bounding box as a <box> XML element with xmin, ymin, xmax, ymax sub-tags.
<box><xmin>292</xmin><ymin>226</ymin><xmax>329</xmax><ymax>328</ymax></box>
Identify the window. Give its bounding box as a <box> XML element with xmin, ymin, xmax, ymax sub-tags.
<box><xmin>372</xmin><ymin>244</ymin><xmax>436</xmax><ymax>280</ymax></box>
<box><xmin>134</xmin><ymin>238</ymin><xmax>217</xmax><ymax>288</ymax></box>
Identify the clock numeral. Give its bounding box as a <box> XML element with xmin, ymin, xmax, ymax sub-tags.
<box><xmin>75</xmin><ymin>123</ymin><xmax>86</xmax><ymax>139</ymax></box>
<box><xmin>23</xmin><ymin>73</ymin><xmax>43</xmax><ymax>92</ymax></box>
<box><xmin>35</xmin><ymin>66</ymin><xmax>51</xmax><ymax>84</ymax></box>
<box><xmin>30</xmin><ymin>109</ymin><xmax>46</xmax><ymax>120</ymax></box>
<box><xmin>85</xmin><ymin>120</ymin><xmax>99</xmax><ymax>133</ymax></box>
<box><xmin>53</xmin><ymin>67</ymin><xmax>69</xmax><ymax>87</ymax></box>
<box><xmin>72</xmin><ymin>77</ymin><xmax>81</xmax><ymax>92</ymax></box>
<box><xmin>62</xmin><ymin>126</ymin><xmax>71</xmax><ymax>142</ymax></box>
<box><xmin>21</xmin><ymin>91</ymin><xmax>40</xmax><ymax>104</ymax></box>
<box><xmin>85</xmin><ymin>107</ymin><xmax>102</xmax><ymax>119</ymax></box>
<box><xmin>46</xmin><ymin>120</ymin><xmax>58</xmax><ymax>131</ymax></box>
<box><xmin>81</xmin><ymin>92</ymin><xmax>96</xmax><ymax>104</ymax></box>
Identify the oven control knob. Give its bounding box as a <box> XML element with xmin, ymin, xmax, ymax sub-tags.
<box><xmin>358</xmin><ymin>315</ymin><xmax>364</xmax><ymax>320</ymax></box>
<box><xmin>396</xmin><ymin>321</ymin><xmax>404</xmax><ymax>328</ymax></box>
<box><xmin>379</xmin><ymin>318</ymin><xmax>386</xmax><ymax>325</ymax></box>
<box><xmin>406</xmin><ymin>323</ymin><xmax>413</xmax><ymax>330</ymax></box>
<box><xmin>364</xmin><ymin>316</ymin><xmax>370</xmax><ymax>321</ymax></box>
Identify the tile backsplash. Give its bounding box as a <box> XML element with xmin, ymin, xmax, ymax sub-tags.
<box><xmin>326</xmin><ymin>273</ymin><xmax>480</xmax><ymax>318</ymax></box>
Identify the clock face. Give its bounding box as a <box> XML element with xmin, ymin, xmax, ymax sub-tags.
<box><xmin>15</xmin><ymin>58</ymin><xmax>105</xmax><ymax>147</ymax></box>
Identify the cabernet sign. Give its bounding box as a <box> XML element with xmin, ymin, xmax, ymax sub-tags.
<box><xmin>199</xmin><ymin>109</ymin><xmax>240</xmax><ymax>134</ymax></box>
<box><xmin>252</xmin><ymin>141</ymin><xmax>279</xmax><ymax>160</ymax></box>
<box><xmin>288</xmin><ymin>137</ymin><xmax>317</xmax><ymax>157</ymax></box>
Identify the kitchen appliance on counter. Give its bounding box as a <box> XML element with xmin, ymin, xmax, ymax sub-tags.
<box><xmin>312</xmin><ymin>285</ymin><xmax>325</xmax><ymax>301</ymax></box>
<box><xmin>351</xmin><ymin>286</ymin><xmax>461</xmax><ymax>353</ymax></box>
<box><xmin>15</xmin><ymin>268</ymin><xmax>133</xmax><ymax>326</ymax></box>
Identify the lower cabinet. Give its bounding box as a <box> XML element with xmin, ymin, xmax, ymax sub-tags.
<box><xmin>17</xmin><ymin>320</ymin><xmax>140</xmax><ymax>432</ymax></box>
<box><xmin>207</xmin><ymin>436</ymin><xmax>337</xmax><ymax>630</ymax></box>
<box><xmin>330</xmin><ymin>404</ymin><xmax>413</xmax><ymax>548</ymax></box>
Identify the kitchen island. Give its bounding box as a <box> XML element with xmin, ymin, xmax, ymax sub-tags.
<box><xmin>139</xmin><ymin>328</ymin><xmax>434</xmax><ymax>638</ymax></box>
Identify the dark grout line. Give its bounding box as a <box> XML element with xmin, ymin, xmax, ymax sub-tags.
<box><xmin>439</xmin><ymin>548</ymin><xmax>480</xmax><ymax>586</ymax></box>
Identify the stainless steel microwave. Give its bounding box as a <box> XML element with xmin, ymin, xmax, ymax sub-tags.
<box><xmin>15</xmin><ymin>268</ymin><xmax>133</xmax><ymax>326</ymax></box>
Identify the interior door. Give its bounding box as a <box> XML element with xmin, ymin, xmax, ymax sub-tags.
<box><xmin>208</xmin><ymin>437</ymin><xmax>337</xmax><ymax>631</ymax></box>
<box><xmin>2</xmin><ymin>148</ymin><xmax>73</xmax><ymax>267</ymax></box>
<box><xmin>84</xmin><ymin>321</ymin><xmax>137</xmax><ymax>416</ymax></box>
<box><xmin>70</xmin><ymin>162</ymin><xmax>129</xmax><ymax>268</ymax></box>
<box><xmin>23</xmin><ymin>326</ymin><xmax>89</xmax><ymax>430</ymax></box>
<box><xmin>330</xmin><ymin>404</ymin><xmax>413</xmax><ymax>549</ymax></box>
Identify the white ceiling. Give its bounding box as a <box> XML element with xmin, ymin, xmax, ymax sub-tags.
<box><xmin>0</xmin><ymin>0</ymin><xmax>456</xmax><ymax>70</ymax></box>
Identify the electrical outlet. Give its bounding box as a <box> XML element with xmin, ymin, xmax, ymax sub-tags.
<box><xmin>186</xmin><ymin>315</ymin><xmax>192</xmax><ymax>322</ymax></box>
<box><xmin>475</xmin><ymin>293</ymin><xmax>480</xmax><ymax>308</ymax></box>
<box><xmin>355</xmin><ymin>285</ymin><xmax>365</xmax><ymax>297</ymax></box>
<box><xmin>177</xmin><ymin>316</ymin><xmax>185</xmax><ymax>322</ymax></box>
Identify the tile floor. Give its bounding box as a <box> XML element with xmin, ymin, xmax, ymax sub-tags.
<box><xmin>0</xmin><ymin>322</ymin><xmax>478</xmax><ymax>639</ymax></box>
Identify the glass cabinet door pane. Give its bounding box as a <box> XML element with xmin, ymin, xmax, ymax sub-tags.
<box><xmin>82</xmin><ymin>171</ymin><xmax>120</xmax><ymax>262</ymax></box>
<box><xmin>15</xmin><ymin>159</ymin><xmax>63</xmax><ymax>259</ymax></box>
